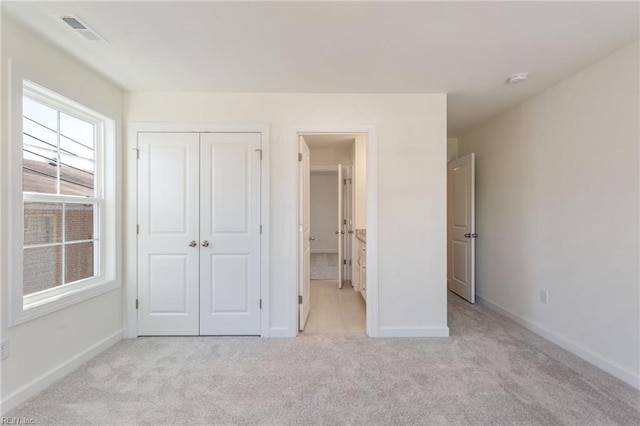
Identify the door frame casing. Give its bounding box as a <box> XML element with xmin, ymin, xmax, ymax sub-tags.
<box><xmin>125</xmin><ymin>123</ymin><xmax>271</xmax><ymax>338</ymax></box>
<box><xmin>293</xmin><ymin>126</ymin><xmax>378</xmax><ymax>337</ymax></box>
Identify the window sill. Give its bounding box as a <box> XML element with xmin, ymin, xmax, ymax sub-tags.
<box><xmin>10</xmin><ymin>279</ymin><xmax>120</xmax><ymax>327</ymax></box>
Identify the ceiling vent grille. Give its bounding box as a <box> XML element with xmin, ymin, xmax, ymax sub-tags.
<box><xmin>61</xmin><ymin>15</ymin><xmax>106</xmax><ymax>42</ymax></box>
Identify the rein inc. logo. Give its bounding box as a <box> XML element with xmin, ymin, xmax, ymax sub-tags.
<box><xmin>1</xmin><ymin>418</ymin><xmax>35</xmax><ymax>425</ymax></box>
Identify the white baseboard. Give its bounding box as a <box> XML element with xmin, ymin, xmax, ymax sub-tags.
<box><xmin>0</xmin><ymin>329</ymin><xmax>123</xmax><ymax>415</ymax></box>
<box><xmin>377</xmin><ymin>326</ymin><xmax>450</xmax><ymax>337</ymax></box>
<box><xmin>477</xmin><ymin>295</ymin><xmax>640</xmax><ymax>390</ymax></box>
<box><xmin>268</xmin><ymin>326</ymin><xmax>293</xmax><ymax>338</ymax></box>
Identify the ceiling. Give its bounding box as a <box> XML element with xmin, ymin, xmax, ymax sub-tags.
<box><xmin>304</xmin><ymin>135</ymin><xmax>356</xmax><ymax>150</ymax></box>
<box><xmin>3</xmin><ymin>1</ymin><xmax>638</xmax><ymax>135</ymax></box>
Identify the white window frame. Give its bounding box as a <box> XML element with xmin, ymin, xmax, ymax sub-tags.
<box><xmin>9</xmin><ymin>79</ymin><xmax>118</xmax><ymax>326</ymax></box>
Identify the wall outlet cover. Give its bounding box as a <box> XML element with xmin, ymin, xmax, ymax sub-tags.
<box><xmin>540</xmin><ymin>290</ymin><xmax>549</xmax><ymax>304</ymax></box>
<box><xmin>0</xmin><ymin>339</ymin><xmax>8</xmax><ymax>361</ymax></box>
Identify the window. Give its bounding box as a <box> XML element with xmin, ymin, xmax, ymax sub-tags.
<box><xmin>11</xmin><ymin>80</ymin><xmax>117</xmax><ymax>324</ymax></box>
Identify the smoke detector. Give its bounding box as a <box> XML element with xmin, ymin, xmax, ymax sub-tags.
<box><xmin>506</xmin><ymin>73</ymin><xmax>529</xmax><ymax>85</ymax></box>
<box><xmin>61</xmin><ymin>15</ymin><xmax>107</xmax><ymax>42</ymax></box>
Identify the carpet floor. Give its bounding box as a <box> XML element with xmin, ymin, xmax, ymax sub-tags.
<box><xmin>6</xmin><ymin>293</ymin><xmax>640</xmax><ymax>425</ymax></box>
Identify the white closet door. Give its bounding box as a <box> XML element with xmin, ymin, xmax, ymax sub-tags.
<box><xmin>137</xmin><ymin>133</ymin><xmax>200</xmax><ymax>336</ymax></box>
<box><xmin>199</xmin><ymin>133</ymin><xmax>262</xmax><ymax>335</ymax></box>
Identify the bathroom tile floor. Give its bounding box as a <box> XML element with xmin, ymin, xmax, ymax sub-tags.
<box><xmin>303</xmin><ymin>279</ymin><xmax>366</xmax><ymax>333</ymax></box>
<box><xmin>310</xmin><ymin>253</ymin><xmax>338</xmax><ymax>280</ymax></box>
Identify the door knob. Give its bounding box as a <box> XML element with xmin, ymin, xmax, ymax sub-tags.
<box><xmin>464</xmin><ymin>233</ymin><xmax>471</xmax><ymax>238</ymax></box>
<box><xmin>188</xmin><ymin>240</ymin><xmax>197</xmax><ymax>247</ymax></box>
<box><xmin>472</xmin><ymin>233</ymin><xmax>478</xmax><ymax>238</ymax></box>
<box><xmin>335</xmin><ymin>231</ymin><xmax>340</xmax><ymax>234</ymax></box>
<box><xmin>201</xmin><ymin>240</ymin><xmax>210</xmax><ymax>247</ymax></box>
<box><xmin>347</xmin><ymin>230</ymin><xmax>354</xmax><ymax>234</ymax></box>
<box><xmin>309</xmin><ymin>237</ymin><xmax>315</xmax><ymax>241</ymax></box>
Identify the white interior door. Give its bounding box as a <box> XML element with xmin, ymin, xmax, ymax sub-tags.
<box><xmin>137</xmin><ymin>133</ymin><xmax>200</xmax><ymax>335</ymax></box>
<box><xmin>199</xmin><ymin>133</ymin><xmax>262</xmax><ymax>335</ymax></box>
<box><xmin>299</xmin><ymin>137</ymin><xmax>311</xmax><ymax>331</ymax></box>
<box><xmin>448</xmin><ymin>153</ymin><xmax>476</xmax><ymax>303</ymax></box>
<box><xmin>343</xmin><ymin>168</ymin><xmax>352</xmax><ymax>283</ymax></box>
<box><xmin>337</xmin><ymin>164</ymin><xmax>343</xmax><ymax>288</ymax></box>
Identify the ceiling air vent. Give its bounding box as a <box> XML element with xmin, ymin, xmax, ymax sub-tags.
<box><xmin>61</xmin><ymin>15</ymin><xmax>106</xmax><ymax>42</ymax></box>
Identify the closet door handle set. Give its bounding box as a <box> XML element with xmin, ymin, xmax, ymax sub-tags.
<box><xmin>188</xmin><ymin>240</ymin><xmax>210</xmax><ymax>247</ymax></box>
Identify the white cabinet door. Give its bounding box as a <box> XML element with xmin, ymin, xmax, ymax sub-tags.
<box><xmin>199</xmin><ymin>133</ymin><xmax>262</xmax><ymax>335</ymax></box>
<box><xmin>137</xmin><ymin>133</ymin><xmax>200</xmax><ymax>335</ymax></box>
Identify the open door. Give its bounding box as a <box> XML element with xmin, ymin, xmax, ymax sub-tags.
<box><xmin>448</xmin><ymin>153</ymin><xmax>476</xmax><ymax>303</ymax></box>
<box><xmin>337</xmin><ymin>164</ymin><xmax>344</xmax><ymax>288</ymax></box>
<box><xmin>298</xmin><ymin>137</ymin><xmax>311</xmax><ymax>330</ymax></box>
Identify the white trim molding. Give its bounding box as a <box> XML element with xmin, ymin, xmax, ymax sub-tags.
<box><xmin>477</xmin><ymin>295</ymin><xmax>640</xmax><ymax>390</ymax></box>
<box><xmin>124</xmin><ymin>123</ymin><xmax>270</xmax><ymax>338</ymax></box>
<box><xmin>8</xmin><ymin>73</ymin><xmax>120</xmax><ymax>327</ymax></box>
<box><xmin>292</xmin><ymin>126</ymin><xmax>379</xmax><ymax>338</ymax></box>
<box><xmin>0</xmin><ymin>329</ymin><xmax>123</xmax><ymax>415</ymax></box>
<box><xmin>268</xmin><ymin>326</ymin><xmax>290</xmax><ymax>338</ymax></box>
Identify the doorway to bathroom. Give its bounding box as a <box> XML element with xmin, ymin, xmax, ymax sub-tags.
<box><xmin>298</xmin><ymin>134</ymin><xmax>368</xmax><ymax>334</ymax></box>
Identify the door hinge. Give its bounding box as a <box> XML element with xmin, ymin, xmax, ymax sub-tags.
<box><xmin>260</xmin><ymin>224</ymin><xmax>263</xmax><ymax>234</ymax></box>
<box><xmin>135</xmin><ymin>299</ymin><xmax>138</xmax><ymax>309</ymax></box>
<box><xmin>343</xmin><ymin>219</ymin><xmax>346</xmax><ymax>225</ymax></box>
<box><xmin>259</xmin><ymin>299</ymin><xmax>262</xmax><ymax>309</ymax></box>
<box><xmin>298</xmin><ymin>295</ymin><xmax>303</xmax><ymax>304</ymax></box>
<box><xmin>343</xmin><ymin>259</ymin><xmax>347</xmax><ymax>265</ymax></box>
<box><xmin>255</xmin><ymin>148</ymin><xmax>263</xmax><ymax>160</ymax></box>
<box><xmin>298</xmin><ymin>153</ymin><xmax>302</xmax><ymax>162</ymax></box>
<box><xmin>349</xmin><ymin>260</ymin><xmax>352</xmax><ymax>266</ymax></box>
<box><xmin>136</xmin><ymin>224</ymin><xmax>139</xmax><ymax>234</ymax></box>
<box><xmin>133</xmin><ymin>148</ymin><xmax>139</xmax><ymax>159</ymax></box>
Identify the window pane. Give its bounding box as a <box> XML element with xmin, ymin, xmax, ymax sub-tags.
<box><xmin>65</xmin><ymin>203</ymin><xmax>94</xmax><ymax>241</ymax></box>
<box><xmin>24</xmin><ymin>202</ymin><xmax>63</xmax><ymax>245</ymax></box>
<box><xmin>59</xmin><ymin>152</ymin><xmax>94</xmax><ymax>196</ymax></box>
<box><xmin>23</xmin><ymin>133</ymin><xmax>59</xmax><ymax>195</ymax></box>
<box><xmin>23</xmin><ymin>97</ymin><xmax>59</xmax><ymax>194</ymax></box>
<box><xmin>23</xmin><ymin>117</ymin><xmax>57</xmax><ymax>157</ymax></box>
<box><xmin>24</xmin><ymin>245</ymin><xmax>62</xmax><ymax>295</ymax></box>
<box><xmin>60</xmin><ymin>113</ymin><xmax>94</xmax><ymax>152</ymax></box>
<box><xmin>23</xmin><ymin>96</ymin><xmax>57</xmax><ymax>131</ymax></box>
<box><xmin>65</xmin><ymin>242</ymin><xmax>94</xmax><ymax>284</ymax></box>
<box><xmin>60</xmin><ymin>113</ymin><xmax>95</xmax><ymax>196</ymax></box>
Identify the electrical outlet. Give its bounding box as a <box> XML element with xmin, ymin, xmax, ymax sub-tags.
<box><xmin>540</xmin><ymin>290</ymin><xmax>549</xmax><ymax>304</ymax></box>
<box><xmin>1</xmin><ymin>339</ymin><xmax>8</xmax><ymax>361</ymax></box>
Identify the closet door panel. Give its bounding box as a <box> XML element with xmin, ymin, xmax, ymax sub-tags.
<box><xmin>137</xmin><ymin>132</ymin><xmax>200</xmax><ymax>336</ymax></box>
<box><xmin>199</xmin><ymin>133</ymin><xmax>262</xmax><ymax>335</ymax></box>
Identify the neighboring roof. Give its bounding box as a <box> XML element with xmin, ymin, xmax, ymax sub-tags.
<box><xmin>23</xmin><ymin>158</ymin><xmax>94</xmax><ymax>197</ymax></box>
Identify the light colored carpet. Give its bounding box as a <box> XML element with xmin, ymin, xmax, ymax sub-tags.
<box><xmin>7</xmin><ymin>293</ymin><xmax>640</xmax><ymax>425</ymax></box>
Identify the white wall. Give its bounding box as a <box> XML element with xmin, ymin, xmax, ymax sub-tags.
<box><xmin>458</xmin><ymin>41</ymin><xmax>639</xmax><ymax>388</ymax></box>
<box><xmin>353</xmin><ymin>135</ymin><xmax>367</xmax><ymax>229</ymax></box>
<box><xmin>310</xmin><ymin>172</ymin><xmax>339</xmax><ymax>253</ymax></box>
<box><xmin>310</xmin><ymin>147</ymin><xmax>352</xmax><ymax>166</ymax></box>
<box><xmin>447</xmin><ymin>137</ymin><xmax>458</xmax><ymax>162</ymax></box>
<box><xmin>126</xmin><ymin>92</ymin><xmax>448</xmax><ymax>337</ymax></box>
<box><xmin>0</xmin><ymin>15</ymin><xmax>124</xmax><ymax>412</ymax></box>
